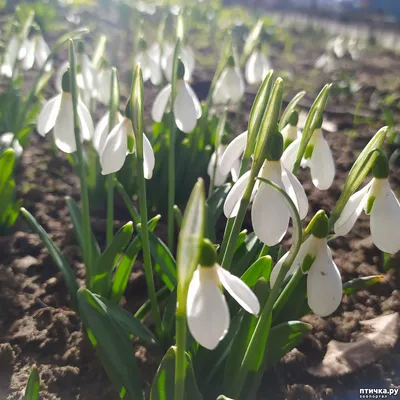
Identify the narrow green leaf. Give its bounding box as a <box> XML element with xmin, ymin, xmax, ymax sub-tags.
<box><xmin>77</xmin><ymin>288</ymin><xmax>144</xmax><ymax>399</ymax></box>
<box><xmin>92</xmin><ymin>221</ymin><xmax>134</xmax><ymax>296</ymax></box>
<box><xmin>241</xmin><ymin>256</ymin><xmax>272</xmax><ymax>287</ymax></box>
<box><xmin>240</xmin><ymin>19</ymin><xmax>264</xmax><ymax>66</ymax></box>
<box><xmin>173</xmin><ymin>205</ymin><xmax>183</xmax><ymax>229</ymax></box>
<box><xmin>135</xmin><ymin>286</ymin><xmax>170</xmax><ymax>321</ymax></box>
<box><xmin>21</xmin><ymin>208</ymin><xmax>78</xmax><ymax>309</ymax></box>
<box><xmin>235</xmin><ymin>230</ymin><xmax>247</xmax><ymax>251</ymax></box>
<box><xmin>92</xmin><ymin>35</ymin><xmax>107</xmax><ymax>68</ymax></box>
<box><xmin>342</xmin><ymin>275</ymin><xmax>385</xmax><ymax>295</ymax></box>
<box><xmin>150</xmin><ymin>346</ymin><xmax>202</xmax><ymax>400</ymax></box>
<box><xmin>279</xmin><ymin>90</ymin><xmax>306</xmax><ymax>131</ymax></box>
<box><xmin>114</xmin><ymin>178</ymin><xmax>140</xmax><ymax>224</ymax></box>
<box><xmin>24</xmin><ymin>365</ymin><xmax>40</xmax><ymax>400</ymax></box>
<box><xmin>0</xmin><ymin>149</ymin><xmax>15</xmax><ymax>195</ymax></box>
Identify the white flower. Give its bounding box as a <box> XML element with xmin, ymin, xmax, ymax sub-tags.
<box><xmin>151</xmin><ymin>79</ymin><xmax>201</xmax><ymax>133</ymax></box>
<box><xmin>134</xmin><ymin>47</ymin><xmax>163</xmax><ymax>86</ymax></box>
<box><xmin>95</xmin><ymin>65</ymin><xmax>112</xmax><ymax>105</ymax></box>
<box><xmin>219</xmin><ymin>130</ymin><xmax>248</xmax><ymax>176</ymax></box>
<box><xmin>20</xmin><ymin>34</ymin><xmax>51</xmax><ymax>71</ymax></box>
<box><xmin>93</xmin><ymin>111</ymin><xmax>124</xmax><ymax>155</ymax></box>
<box><xmin>207</xmin><ymin>144</ymin><xmax>240</xmax><ymax>186</ymax></box>
<box><xmin>55</xmin><ymin>61</ymin><xmax>70</xmax><ymax>93</ymax></box>
<box><xmin>99</xmin><ymin>117</ymin><xmax>155</xmax><ymax>179</ymax></box>
<box><xmin>334</xmin><ymin>178</ymin><xmax>400</xmax><ymax>254</ymax></box>
<box><xmin>1</xmin><ymin>37</ymin><xmax>20</xmax><ymax>77</ymax></box>
<box><xmin>315</xmin><ymin>53</ymin><xmax>336</xmax><ymax>73</ymax></box>
<box><xmin>37</xmin><ymin>92</ymin><xmax>93</xmax><ymax>153</ymax></box>
<box><xmin>213</xmin><ymin>63</ymin><xmax>245</xmax><ymax>105</ymax></box>
<box><xmin>245</xmin><ymin>50</ymin><xmax>270</xmax><ymax>85</ymax></box>
<box><xmin>162</xmin><ymin>44</ymin><xmax>195</xmax><ymax>82</ymax></box>
<box><xmin>224</xmin><ymin>159</ymin><xmax>308</xmax><ymax>246</ymax></box>
<box><xmin>282</xmin><ymin>128</ymin><xmax>335</xmax><ymax>190</ymax></box>
<box><xmin>281</xmin><ymin>123</ymin><xmax>300</xmax><ymax>148</ymax></box>
<box><xmin>187</xmin><ymin>264</ymin><xmax>260</xmax><ymax>350</ymax></box>
<box><xmin>270</xmin><ymin>235</ymin><xmax>342</xmax><ymax>317</ymax></box>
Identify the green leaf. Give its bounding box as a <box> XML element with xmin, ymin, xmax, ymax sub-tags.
<box><xmin>65</xmin><ymin>196</ymin><xmax>100</xmax><ymax>258</ymax></box>
<box><xmin>235</xmin><ymin>230</ymin><xmax>248</xmax><ymax>251</ymax></box>
<box><xmin>0</xmin><ymin>149</ymin><xmax>15</xmax><ymax>195</ymax></box>
<box><xmin>92</xmin><ymin>35</ymin><xmax>107</xmax><ymax>68</ymax></box>
<box><xmin>24</xmin><ymin>365</ymin><xmax>40</xmax><ymax>400</ymax></box>
<box><xmin>161</xmin><ymin>289</ymin><xmax>177</xmax><ymax>341</ymax></box>
<box><xmin>173</xmin><ymin>205</ymin><xmax>183</xmax><ymax>229</ymax></box>
<box><xmin>342</xmin><ymin>275</ymin><xmax>385</xmax><ymax>295</ymax></box>
<box><xmin>135</xmin><ymin>286</ymin><xmax>170</xmax><ymax>322</ymax></box>
<box><xmin>241</xmin><ymin>256</ymin><xmax>272</xmax><ymax>288</ymax></box>
<box><xmin>92</xmin><ymin>294</ymin><xmax>157</xmax><ymax>345</ymax></box>
<box><xmin>240</xmin><ymin>19</ymin><xmax>264</xmax><ymax>66</ymax></box>
<box><xmin>231</xmin><ymin>233</ymin><xmax>263</xmax><ymax>277</ymax></box>
<box><xmin>279</xmin><ymin>90</ymin><xmax>306</xmax><ymax>131</ymax></box>
<box><xmin>114</xmin><ymin>178</ymin><xmax>140</xmax><ymax>224</ymax></box>
<box><xmin>77</xmin><ymin>288</ymin><xmax>144</xmax><ymax>399</ymax></box>
<box><xmin>292</xmin><ymin>84</ymin><xmax>331</xmax><ymax>173</ymax></box>
<box><xmin>150</xmin><ymin>346</ymin><xmax>202</xmax><ymax>400</ymax></box>
<box><xmin>91</xmin><ymin>221</ymin><xmax>134</xmax><ymax>297</ymax></box>
<box><xmin>177</xmin><ymin>179</ymin><xmax>205</xmax><ymax>295</ymax></box>
<box><xmin>21</xmin><ymin>208</ymin><xmax>78</xmax><ymax>309</ymax></box>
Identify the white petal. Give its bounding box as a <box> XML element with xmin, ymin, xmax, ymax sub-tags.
<box><xmin>282</xmin><ymin>166</ymin><xmax>308</xmax><ymax>220</ymax></box>
<box><xmin>245</xmin><ymin>51</ymin><xmax>267</xmax><ymax>85</ymax></box>
<box><xmin>217</xmin><ymin>266</ymin><xmax>260</xmax><ymax>315</ymax></box>
<box><xmin>151</xmin><ymin>84</ymin><xmax>172</xmax><ymax>122</ymax></box>
<box><xmin>220</xmin><ymin>131</ymin><xmax>248</xmax><ymax>175</ymax></box>
<box><xmin>181</xmin><ymin>45</ymin><xmax>196</xmax><ymax>80</ymax></box>
<box><xmin>135</xmin><ymin>52</ymin><xmax>152</xmax><ymax>82</ymax></box>
<box><xmin>309</xmin><ymin>131</ymin><xmax>335</xmax><ymax>190</ymax></box>
<box><xmin>226</xmin><ymin>66</ymin><xmax>245</xmax><ymax>103</ymax></box>
<box><xmin>307</xmin><ymin>246</ymin><xmax>342</xmax><ymax>317</ymax></box>
<box><xmin>55</xmin><ymin>61</ymin><xmax>69</xmax><ymax>93</ymax></box>
<box><xmin>251</xmin><ymin>179</ymin><xmax>290</xmax><ymax>246</ymax></box>
<box><xmin>223</xmin><ymin>171</ymin><xmax>251</xmax><ymax>218</ymax></box>
<box><xmin>187</xmin><ymin>268</ymin><xmax>230</xmax><ymax>350</ymax></box>
<box><xmin>77</xmin><ymin>99</ymin><xmax>94</xmax><ymax>141</ymax></box>
<box><xmin>96</xmin><ymin>68</ymin><xmax>112</xmax><ymax>105</ymax></box>
<box><xmin>334</xmin><ymin>182</ymin><xmax>371</xmax><ymax>236</ymax></box>
<box><xmin>142</xmin><ymin>133</ymin><xmax>155</xmax><ymax>180</ymax></box>
<box><xmin>370</xmin><ymin>180</ymin><xmax>400</xmax><ymax>254</ymax></box>
<box><xmin>281</xmin><ymin>137</ymin><xmax>301</xmax><ymax>172</ymax></box>
<box><xmin>37</xmin><ymin>94</ymin><xmax>62</xmax><ymax>136</ymax></box>
<box><xmin>53</xmin><ymin>94</ymin><xmax>77</xmax><ymax>153</ymax></box>
<box><xmin>93</xmin><ymin>112</ymin><xmax>110</xmax><ymax>154</ymax></box>
<box><xmin>100</xmin><ymin>120</ymin><xmax>128</xmax><ymax>175</ymax></box>
<box><xmin>35</xmin><ymin>35</ymin><xmax>50</xmax><ymax>68</ymax></box>
<box><xmin>270</xmin><ymin>252</ymin><xmax>290</xmax><ymax>288</ymax></box>
<box><xmin>174</xmin><ymin>82</ymin><xmax>198</xmax><ymax>133</ymax></box>
<box><xmin>149</xmin><ymin>56</ymin><xmax>163</xmax><ymax>86</ymax></box>
<box><xmin>21</xmin><ymin>40</ymin><xmax>35</xmax><ymax>70</ymax></box>
<box><xmin>185</xmin><ymin>83</ymin><xmax>202</xmax><ymax>119</ymax></box>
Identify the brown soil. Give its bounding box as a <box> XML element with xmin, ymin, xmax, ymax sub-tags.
<box><xmin>1</xmin><ymin>8</ymin><xmax>400</xmax><ymax>400</ymax></box>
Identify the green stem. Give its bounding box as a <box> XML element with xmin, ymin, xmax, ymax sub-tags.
<box><xmin>174</xmin><ymin>311</ymin><xmax>187</xmax><ymax>400</ymax></box>
<box><xmin>168</xmin><ymin>112</ymin><xmax>177</xmax><ymax>252</ymax></box>
<box><xmin>221</xmin><ymin>169</ymin><xmax>257</xmax><ymax>270</ymax></box>
<box><xmin>69</xmin><ymin>40</ymin><xmax>92</xmax><ymax>287</ymax></box>
<box><xmin>106</xmin><ymin>174</ymin><xmax>114</xmax><ymax>246</ymax></box>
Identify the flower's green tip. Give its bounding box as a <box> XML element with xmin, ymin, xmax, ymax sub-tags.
<box><xmin>266</xmin><ymin>130</ymin><xmax>283</xmax><ymax>161</ymax></box>
<box><xmin>227</xmin><ymin>55</ymin><xmax>235</xmax><ymax>67</ymax></box>
<box><xmin>372</xmin><ymin>150</ymin><xmax>389</xmax><ymax>179</ymax></box>
<box><xmin>199</xmin><ymin>238</ymin><xmax>217</xmax><ymax>267</ymax></box>
<box><xmin>176</xmin><ymin>58</ymin><xmax>185</xmax><ymax>80</ymax></box>
<box><xmin>62</xmin><ymin>69</ymin><xmax>71</xmax><ymax>93</ymax></box>
<box><xmin>311</xmin><ymin>210</ymin><xmax>329</xmax><ymax>238</ymax></box>
<box><xmin>289</xmin><ymin>110</ymin><xmax>299</xmax><ymax>126</ymax></box>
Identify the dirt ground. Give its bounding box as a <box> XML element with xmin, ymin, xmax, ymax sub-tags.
<box><xmin>1</xmin><ymin>7</ymin><xmax>400</xmax><ymax>400</ymax></box>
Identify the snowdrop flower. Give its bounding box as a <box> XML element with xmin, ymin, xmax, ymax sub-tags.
<box><xmin>245</xmin><ymin>46</ymin><xmax>271</xmax><ymax>85</ymax></box>
<box><xmin>213</xmin><ymin>56</ymin><xmax>245</xmax><ymax>105</ymax></box>
<box><xmin>55</xmin><ymin>61</ymin><xmax>70</xmax><ymax>93</ymax></box>
<box><xmin>93</xmin><ymin>111</ymin><xmax>124</xmax><ymax>155</ymax></box>
<box><xmin>334</xmin><ymin>153</ymin><xmax>400</xmax><ymax>254</ymax></box>
<box><xmin>95</xmin><ymin>61</ymin><xmax>112</xmax><ymax>105</ymax></box>
<box><xmin>187</xmin><ymin>239</ymin><xmax>260</xmax><ymax>350</ymax></box>
<box><xmin>282</xmin><ymin>122</ymin><xmax>335</xmax><ymax>190</ymax></box>
<box><xmin>36</xmin><ymin>71</ymin><xmax>94</xmax><ymax>153</ymax></box>
<box><xmin>134</xmin><ymin>38</ymin><xmax>163</xmax><ymax>86</ymax></box>
<box><xmin>207</xmin><ymin>143</ymin><xmax>240</xmax><ymax>186</ymax></box>
<box><xmin>332</xmin><ymin>36</ymin><xmax>346</xmax><ymax>58</ymax></box>
<box><xmin>271</xmin><ymin>213</ymin><xmax>342</xmax><ymax>317</ymax></box>
<box><xmin>224</xmin><ymin>133</ymin><xmax>308</xmax><ymax>246</ymax></box>
<box><xmin>76</xmin><ymin>42</ymin><xmax>96</xmax><ymax>101</ymax></box>
<box><xmin>20</xmin><ymin>33</ymin><xmax>51</xmax><ymax>71</ymax></box>
<box><xmin>100</xmin><ymin>105</ymin><xmax>155</xmax><ymax>178</ymax></box>
<box><xmin>219</xmin><ymin>130</ymin><xmax>248</xmax><ymax>176</ymax></box>
<box><xmin>162</xmin><ymin>43</ymin><xmax>195</xmax><ymax>82</ymax></box>
<box><xmin>281</xmin><ymin>111</ymin><xmax>300</xmax><ymax>149</ymax></box>
<box><xmin>1</xmin><ymin>37</ymin><xmax>20</xmax><ymax>77</ymax></box>
<box><xmin>315</xmin><ymin>52</ymin><xmax>336</xmax><ymax>73</ymax></box>
<box><xmin>151</xmin><ymin>60</ymin><xmax>201</xmax><ymax>133</ymax></box>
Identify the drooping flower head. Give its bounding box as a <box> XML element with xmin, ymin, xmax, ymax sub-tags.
<box><xmin>151</xmin><ymin>59</ymin><xmax>201</xmax><ymax>133</ymax></box>
<box><xmin>271</xmin><ymin>211</ymin><xmax>342</xmax><ymax>317</ymax></box>
<box><xmin>213</xmin><ymin>55</ymin><xmax>245</xmax><ymax>105</ymax></box>
<box><xmin>334</xmin><ymin>151</ymin><xmax>400</xmax><ymax>254</ymax></box>
<box><xmin>245</xmin><ymin>43</ymin><xmax>271</xmax><ymax>86</ymax></box>
<box><xmin>1</xmin><ymin>37</ymin><xmax>20</xmax><ymax>77</ymax></box>
<box><xmin>37</xmin><ymin>70</ymin><xmax>94</xmax><ymax>153</ymax></box>
<box><xmin>187</xmin><ymin>239</ymin><xmax>260</xmax><ymax>350</ymax></box>
<box><xmin>100</xmin><ymin>100</ymin><xmax>155</xmax><ymax>178</ymax></box>
<box><xmin>224</xmin><ymin>131</ymin><xmax>308</xmax><ymax>246</ymax></box>
<box><xmin>162</xmin><ymin>41</ymin><xmax>195</xmax><ymax>82</ymax></box>
<box><xmin>20</xmin><ymin>30</ymin><xmax>51</xmax><ymax>72</ymax></box>
<box><xmin>282</xmin><ymin>116</ymin><xmax>335</xmax><ymax>190</ymax></box>
<box><xmin>134</xmin><ymin>38</ymin><xmax>163</xmax><ymax>86</ymax></box>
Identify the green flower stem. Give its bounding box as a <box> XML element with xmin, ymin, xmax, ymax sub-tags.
<box><xmin>174</xmin><ymin>307</ymin><xmax>187</xmax><ymax>400</ymax></box>
<box><xmin>106</xmin><ymin>175</ymin><xmax>114</xmax><ymax>246</ymax></box>
<box><xmin>221</xmin><ymin>168</ymin><xmax>258</xmax><ymax>270</ymax></box>
<box><xmin>69</xmin><ymin>40</ymin><xmax>92</xmax><ymax>287</ymax></box>
<box><xmin>168</xmin><ymin>112</ymin><xmax>177</xmax><ymax>251</ymax></box>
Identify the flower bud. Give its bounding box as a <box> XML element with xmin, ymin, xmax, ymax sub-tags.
<box><xmin>311</xmin><ymin>210</ymin><xmax>329</xmax><ymax>238</ymax></box>
<box><xmin>198</xmin><ymin>238</ymin><xmax>218</xmax><ymax>267</ymax></box>
<box><xmin>372</xmin><ymin>150</ymin><xmax>389</xmax><ymax>179</ymax></box>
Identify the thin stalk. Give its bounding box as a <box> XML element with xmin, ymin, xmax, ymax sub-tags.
<box><xmin>221</xmin><ymin>168</ymin><xmax>258</xmax><ymax>270</ymax></box>
<box><xmin>106</xmin><ymin>175</ymin><xmax>114</xmax><ymax>245</ymax></box>
<box><xmin>69</xmin><ymin>40</ymin><xmax>92</xmax><ymax>286</ymax></box>
<box><xmin>174</xmin><ymin>311</ymin><xmax>187</xmax><ymax>400</ymax></box>
<box><xmin>168</xmin><ymin>112</ymin><xmax>177</xmax><ymax>251</ymax></box>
